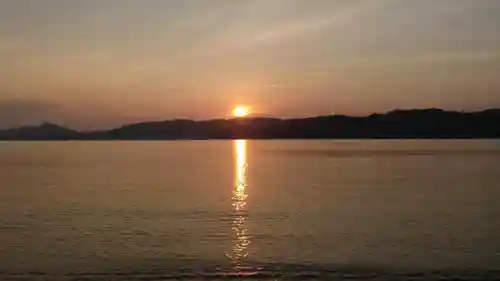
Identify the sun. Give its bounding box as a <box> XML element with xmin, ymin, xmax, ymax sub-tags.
<box><xmin>232</xmin><ymin>105</ymin><xmax>251</xmax><ymax>117</ymax></box>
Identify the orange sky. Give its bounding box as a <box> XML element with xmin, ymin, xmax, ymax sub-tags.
<box><xmin>1</xmin><ymin>0</ymin><xmax>500</xmax><ymax>129</ymax></box>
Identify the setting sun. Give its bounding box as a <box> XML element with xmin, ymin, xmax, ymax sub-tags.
<box><xmin>232</xmin><ymin>106</ymin><xmax>251</xmax><ymax>117</ymax></box>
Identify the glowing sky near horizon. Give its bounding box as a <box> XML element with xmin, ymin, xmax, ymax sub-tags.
<box><xmin>1</xmin><ymin>0</ymin><xmax>500</xmax><ymax>129</ymax></box>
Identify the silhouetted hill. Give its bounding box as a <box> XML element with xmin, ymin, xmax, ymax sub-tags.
<box><xmin>0</xmin><ymin>122</ymin><xmax>78</xmax><ymax>140</ymax></box>
<box><xmin>1</xmin><ymin>109</ymin><xmax>499</xmax><ymax>140</ymax></box>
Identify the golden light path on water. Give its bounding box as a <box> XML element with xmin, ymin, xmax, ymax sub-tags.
<box><xmin>226</xmin><ymin>139</ymin><xmax>250</xmax><ymax>268</ymax></box>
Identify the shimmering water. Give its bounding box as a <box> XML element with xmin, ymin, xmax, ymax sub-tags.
<box><xmin>0</xmin><ymin>140</ymin><xmax>499</xmax><ymax>280</ymax></box>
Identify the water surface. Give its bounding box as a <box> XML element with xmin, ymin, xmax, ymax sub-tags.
<box><xmin>0</xmin><ymin>140</ymin><xmax>499</xmax><ymax>280</ymax></box>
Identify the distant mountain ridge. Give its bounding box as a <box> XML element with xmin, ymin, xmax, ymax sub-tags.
<box><xmin>1</xmin><ymin>108</ymin><xmax>499</xmax><ymax>140</ymax></box>
<box><xmin>0</xmin><ymin>122</ymin><xmax>78</xmax><ymax>140</ymax></box>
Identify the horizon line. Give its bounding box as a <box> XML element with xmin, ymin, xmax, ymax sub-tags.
<box><xmin>3</xmin><ymin>107</ymin><xmax>499</xmax><ymax>133</ymax></box>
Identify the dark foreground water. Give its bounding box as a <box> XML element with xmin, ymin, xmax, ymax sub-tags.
<box><xmin>0</xmin><ymin>140</ymin><xmax>499</xmax><ymax>280</ymax></box>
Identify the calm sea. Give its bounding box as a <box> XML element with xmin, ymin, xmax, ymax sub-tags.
<box><xmin>0</xmin><ymin>140</ymin><xmax>499</xmax><ymax>280</ymax></box>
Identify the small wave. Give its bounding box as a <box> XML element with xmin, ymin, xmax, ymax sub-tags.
<box><xmin>272</xmin><ymin>149</ymin><xmax>500</xmax><ymax>158</ymax></box>
<box><xmin>1</xmin><ymin>263</ymin><xmax>499</xmax><ymax>281</ymax></box>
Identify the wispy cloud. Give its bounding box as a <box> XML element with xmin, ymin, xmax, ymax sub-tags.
<box><xmin>162</xmin><ymin>0</ymin><xmax>392</xmax><ymax>64</ymax></box>
<box><xmin>237</xmin><ymin>0</ymin><xmax>390</xmax><ymax>48</ymax></box>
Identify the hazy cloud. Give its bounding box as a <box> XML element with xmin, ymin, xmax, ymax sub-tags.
<box><xmin>0</xmin><ymin>98</ymin><xmax>64</xmax><ymax>128</ymax></box>
<box><xmin>0</xmin><ymin>0</ymin><xmax>499</xmax><ymax>128</ymax></box>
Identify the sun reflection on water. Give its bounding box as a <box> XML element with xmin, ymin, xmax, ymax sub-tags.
<box><xmin>226</xmin><ymin>139</ymin><xmax>250</xmax><ymax>268</ymax></box>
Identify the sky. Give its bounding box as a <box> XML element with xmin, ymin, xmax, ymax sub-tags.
<box><xmin>1</xmin><ymin>0</ymin><xmax>499</xmax><ymax>129</ymax></box>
